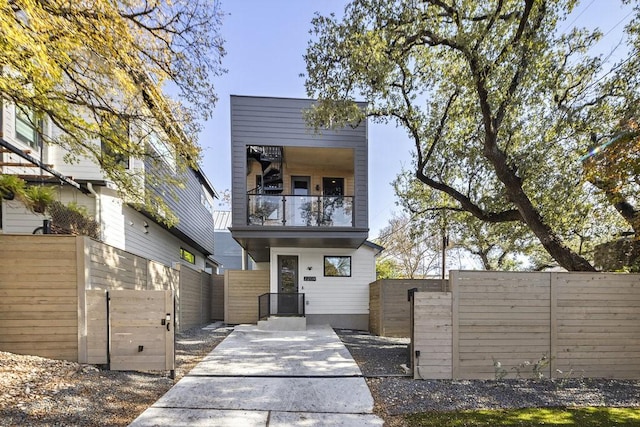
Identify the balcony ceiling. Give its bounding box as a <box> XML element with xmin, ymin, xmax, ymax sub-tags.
<box><xmin>230</xmin><ymin>226</ymin><xmax>369</xmax><ymax>263</ymax></box>
<box><xmin>283</xmin><ymin>147</ymin><xmax>354</xmax><ymax>172</ymax></box>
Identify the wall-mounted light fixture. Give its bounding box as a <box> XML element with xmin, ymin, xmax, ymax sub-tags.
<box><xmin>307</xmin><ymin>266</ymin><xmax>313</xmax><ymax>271</ymax></box>
<box><xmin>143</xmin><ymin>221</ymin><xmax>149</xmax><ymax>234</ymax></box>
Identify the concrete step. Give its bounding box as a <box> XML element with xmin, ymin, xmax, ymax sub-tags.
<box><xmin>257</xmin><ymin>316</ymin><xmax>306</xmax><ymax>331</ymax></box>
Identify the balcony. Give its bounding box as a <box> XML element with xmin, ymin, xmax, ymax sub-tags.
<box><xmin>248</xmin><ymin>194</ymin><xmax>353</xmax><ymax>227</ymax></box>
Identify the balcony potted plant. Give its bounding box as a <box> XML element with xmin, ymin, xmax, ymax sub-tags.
<box><xmin>0</xmin><ymin>174</ymin><xmax>26</xmax><ymax>201</ymax></box>
<box><xmin>24</xmin><ymin>185</ymin><xmax>56</xmax><ymax>214</ymax></box>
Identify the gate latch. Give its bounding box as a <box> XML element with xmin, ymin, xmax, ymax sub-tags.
<box><xmin>165</xmin><ymin>313</ymin><xmax>171</xmax><ymax>331</ymax></box>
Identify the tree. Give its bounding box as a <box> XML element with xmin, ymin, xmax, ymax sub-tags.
<box><xmin>394</xmin><ymin>170</ymin><xmax>534</xmax><ymax>270</ymax></box>
<box><xmin>0</xmin><ymin>0</ymin><xmax>225</xmax><ymax>225</ymax></box>
<box><xmin>584</xmin><ymin>120</ymin><xmax>640</xmax><ymax>236</ymax></box>
<box><xmin>304</xmin><ymin>0</ymin><xmax>636</xmax><ymax>271</ymax></box>
<box><xmin>395</xmin><ymin>163</ymin><xmax>624</xmax><ymax>270</ymax></box>
<box><xmin>375</xmin><ymin>213</ymin><xmax>440</xmax><ymax>278</ymax></box>
<box><xmin>375</xmin><ymin>258</ymin><xmax>400</xmax><ymax>279</ymax></box>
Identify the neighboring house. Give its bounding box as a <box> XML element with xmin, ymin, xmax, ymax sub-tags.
<box><xmin>229</xmin><ymin>95</ymin><xmax>382</xmax><ymax>330</ymax></box>
<box><xmin>213</xmin><ymin>210</ymin><xmax>246</xmax><ymax>273</ymax></box>
<box><xmin>0</xmin><ymin>99</ymin><xmax>217</xmax><ymax>270</ymax></box>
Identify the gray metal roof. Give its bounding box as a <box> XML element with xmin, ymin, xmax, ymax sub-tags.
<box><xmin>213</xmin><ymin>210</ymin><xmax>232</xmax><ymax>231</ymax></box>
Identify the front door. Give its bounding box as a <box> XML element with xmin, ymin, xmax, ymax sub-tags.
<box><xmin>278</xmin><ymin>255</ymin><xmax>299</xmax><ymax>315</ymax></box>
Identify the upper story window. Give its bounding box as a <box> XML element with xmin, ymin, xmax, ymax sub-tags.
<box><xmin>148</xmin><ymin>130</ymin><xmax>176</xmax><ymax>171</ymax></box>
<box><xmin>323</xmin><ymin>177</ymin><xmax>344</xmax><ymax>196</ymax></box>
<box><xmin>100</xmin><ymin>113</ymin><xmax>130</xmax><ymax>169</ymax></box>
<box><xmin>201</xmin><ymin>185</ymin><xmax>214</xmax><ymax>215</ymax></box>
<box><xmin>15</xmin><ymin>105</ymin><xmax>42</xmax><ymax>150</ymax></box>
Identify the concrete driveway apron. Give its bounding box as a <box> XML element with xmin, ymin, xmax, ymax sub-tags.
<box><xmin>129</xmin><ymin>324</ymin><xmax>384</xmax><ymax>426</ymax></box>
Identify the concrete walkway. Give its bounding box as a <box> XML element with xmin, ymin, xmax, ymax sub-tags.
<box><xmin>129</xmin><ymin>324</ymin><xmax>384</xmax><ymax>426</ymax></box>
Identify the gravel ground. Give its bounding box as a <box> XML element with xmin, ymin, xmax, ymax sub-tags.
<box><xmin>335</xmin><ymin>328</ymin><xmax>640</xmax><ymax>425</ymax></box>
<box><xmin>0</xmin><ymin>324</ymin><xmax>232</xmax><ymax>427</ymax></box>
<box><xmin>2</xmin><ymin>326</ymin><xmax>639</xmax><ymax>427</ymax></box>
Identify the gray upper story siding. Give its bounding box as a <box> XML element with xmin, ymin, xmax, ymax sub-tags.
<box><xmin>230</xmin><ymin>95</ymin><xmax>368</xmax><ymax>229</ymax></box>
<box><xmin>146</xmin><ymin>162</ymin><xmax>215</xmax><ymax>256</ymax></box>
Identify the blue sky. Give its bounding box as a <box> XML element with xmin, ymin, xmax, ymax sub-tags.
<box><xmin>198</xmin><ymin>0</ymin><xmax>635</xmax><ymax>238</ymax></box>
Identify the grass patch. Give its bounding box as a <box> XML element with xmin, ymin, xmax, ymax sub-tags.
<box><xmin>405</xmin><ymin>407</ymin><xmax>640</xmax><ymax>426</ymax></box>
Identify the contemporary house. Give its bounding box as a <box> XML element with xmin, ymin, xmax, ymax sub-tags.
<box><xmin>229</xmin><ymin>95</ymin><xmax>381</xmax><ymax>330</ymax></box>
<box><xmin>0</xmin><ymin>99</ymin><xmax>217</xmax><ymax>270</ymax></box>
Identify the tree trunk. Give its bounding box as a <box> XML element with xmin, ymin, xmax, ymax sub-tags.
<box><xmin>484</xmin><ymin>142</ymin><xmax>596</xmax><ymax>271</ymax></box>
<box><xmin>477</xmin><ymin>250</ymin><xmax>493</xmax><ymax>270</ymax></box>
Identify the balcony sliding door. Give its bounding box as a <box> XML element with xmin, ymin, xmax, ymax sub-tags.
<box><xmin>289</xmin><ymin>176</ymin><xmax>314</xmax><ymax>226</ymax></box>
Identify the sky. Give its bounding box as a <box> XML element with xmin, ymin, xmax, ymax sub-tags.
<box><xmin>198</xmin><ymin>0</ymin><xmax>636</xmax><ymax>239</ymax></box>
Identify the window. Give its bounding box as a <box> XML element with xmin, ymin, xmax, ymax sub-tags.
<box><xmin>15</xmin><ymin>105</ymin><xmax>41</xmax><ymax>149</ymax></box>
<box><xmin>180</xmin><ymin>248</ymin><xmax>195</xmax><ymax>264</ymax></box>
<box><xmin>324</xmin><ymin>256</ymin><xmax>351</xmax><ymax>277</ymax></box>
<box><xmin>148</xmin><ymin>130</ymin><xmax>176</xmax><ymax>171</ymax></box>
<box><xmin>201</xmin><ymin>185</ymin><xmax>213</xmax><ymax>214</ymax></box>
<box><xmin>100</xmin><ymin>113</ymin><xmax>130</xmax><ymax>168</ymax></box>
<box><xmin>323</xmin><ymin>177</ymin><xmax>344</xmax><ymax>196</ymax></box>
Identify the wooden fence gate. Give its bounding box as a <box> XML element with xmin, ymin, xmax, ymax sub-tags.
<box><xmin>84</xmin><ymin>290</ymin><xmax>175</xmax><ymax>375</ymax></box>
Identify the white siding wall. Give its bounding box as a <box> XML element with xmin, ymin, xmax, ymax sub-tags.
<box><xmin>96</xmin><ymin>186</ymin><xmax>205</xmax><ymax>269</ymax></box>
<box><xmin>99</xmin><ymin>187</ymin><xmax>126</xmax><ymax>249</ymax></box>
<box><xmin>57</xmin><ymin>187</ymin><xmax>97</xmax><ymax>217</ymax></box>
<box><xmin>48</xmin><ymin>139</ymin><xmax>106</xmax><ymax>182</ymax></box>
<box><xmin>121</xmin><ymin>205</ymin><xmax>206</xmax><ymax>270</ymax></box>
<box><xmin>49</xmin><ymin>120</ymin><xmax>146</xmax><ymax>181</ymax></box>
<box><xmin>1</xmin><ymin>200</ymin><xmax>44</xmax><ymax>233</ymax></box>
<box><xmin>269</xmin><ymin>245</ymin><xmax>377</xmax><ymax>315</ymax></box>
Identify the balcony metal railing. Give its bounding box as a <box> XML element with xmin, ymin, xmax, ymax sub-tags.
<box><xmin>258</xmin><ymin>293</ymin><xmax>306</xmax><ymax>320</ymax></box>
<box><xmin>247</xmin><ymin>194</ymin><xmax>354</xmax><ymax>226</ymax></box>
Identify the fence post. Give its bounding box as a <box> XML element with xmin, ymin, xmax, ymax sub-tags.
<box><xmin>450</xmin><ymin>270</ymin><xmax>460</xmax><ymax>379</ymax></box>
<box><xmin>408</xmin><ymin>287</ymin><xmax>418</xmax><ymax>372</ymax></box>
<box><xmin>76</xmin><ymin>236</ymin><xmax>90</xmax><ymax>364</ymax></box>
<box><xmin>550</xmin><ymin>272</ymin><xmax>558</xmax><ymax>378</ymax></box>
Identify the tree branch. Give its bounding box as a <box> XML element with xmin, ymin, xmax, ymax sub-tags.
<box><xmin>415</xmin><ymin>170</ymin><xmax>522</xmax><ymax>223</ymax></box>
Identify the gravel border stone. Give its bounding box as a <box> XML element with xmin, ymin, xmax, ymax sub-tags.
<box><xmin>334</xmin><ymin>328</ymin><xmax>640</xmax><ymax>419</ymax></box>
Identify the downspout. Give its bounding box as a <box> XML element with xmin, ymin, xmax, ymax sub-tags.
<box><xmin>87</xmin><ymin>183</ymin><xmax>102</xmax><ymax>240</ymax></box>
<box><xmin>241</xmin><ymin>248</ymin><xmax>247</xmax><ymax>270</ymax></box>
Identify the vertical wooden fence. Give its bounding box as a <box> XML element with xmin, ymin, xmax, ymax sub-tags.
<box><xmin>0</xmin><ymin>235</ymin><xmax>80</xmax><ymax>360</ymax></box>
<box><xmin>412</xmin><ymin>292</ymin><xmax>452</xmax><ymax>379</ymax></box>
<box><xmin>412</xmin><ymin>271</ymin><xmax>640</xmax><ymax>380</ymax></box>
<box><xmin>178</xmin><ymin>265</ymin><xmax>212</xmax><ymax>331</ymax></box>
<box><xmin>211</xmin><ymin>274</ymin><xmax>225</xmax><ymax>320</ymax></box>
<box><xmin>369</xmin><ymin>279</ymin><xmax>447</xmax><ymax>337</ymax></box>
<box><xmin>453</xmin><ymin>271</ymin><xmax>552</xmax><ymax>379</ymax></box>
<box><xmin>224</xmin><ymin>269</ymin><xmax>270</xmax><ymax>324</ymax></box>
<box><xmin>0</xmin><ymin>235</ymin><xmax>218</xmax><ymax>363</ymax></box>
